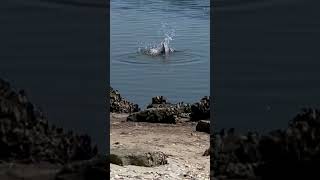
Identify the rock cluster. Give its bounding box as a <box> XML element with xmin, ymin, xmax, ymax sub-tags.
<box><xmin>150</xmin><ymin>96</ymin><xmax>167</xmax><ymax>105</ymax></box>
<box><xmin>127</xmin><ymin>108</ymin><xmax>177</xmax><ymax>124</ymax></box>
<box><xmin>110</xmin><ymin>87</ymin><xmax>140</xmax><ymax>113</ymax></box>
<box><xmin>147</xmin><ymin>96</ymin><xmax>192</xmax><ymax>118</ymax></box>
<box><xmin>0</xmin><ymin>78</ymin><xmax>98</xmax><ymax>164</ymax></box>
<box><xmin>111</xmin><ymin>93</ymin><xmax>211</xmax><ymax>124</ymax></box>
<box><xmin>146</xmin><ymin>96</ymin><xmax>171</xmax><ymax>109</ymax></box>
<box><xmin>190</xmin><ymin>96</ymin><xmax>210</xmax><ymax>121</ymax></box>
<box><xmin>127</xmin><ymin>96</ymin><xmax>194</xmax><ymax>124</ymax></box>
<box><xmin>213</xmin><ymin>108</ymin><xmax>320</xmax><ymax>179</ymax></box>
<box><xmin>213</xmin><ymin>129</ymin><xmax>259</xmax><ymax>179</ymax></box>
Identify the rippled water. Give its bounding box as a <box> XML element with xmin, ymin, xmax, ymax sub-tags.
<box><xmin>111</xmin><ymin>0</ymin><xmax>209</xmax><ymax>107</ymax></box>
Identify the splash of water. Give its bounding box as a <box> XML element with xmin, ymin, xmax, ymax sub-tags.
<box><xmin>137</xmin><ymin>23</ymin><xmax>176</xmax><ymax>55</ymax></box>
<box><xmin>160</xmin><ymin>22</ymin><xmax>176</xmax><ymax>46</ymax></box>
<box><xmin>137</xmin><ymin>41</ymin><xmax>159</xmax><ymax>54</ymax></box>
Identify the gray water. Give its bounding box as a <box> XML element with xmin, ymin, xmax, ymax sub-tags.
<box><xmin>111</xmin><ymin>0</ymin><xmax>210</xmax><ymax>108</ymax></box>
<box><xmin>214</xmin><ymin>0</ymin><xmax>320</xmax><ymax>132</ymax></box>
<box><xmin>0</xmin><ymin>0</ymin><xmax>107</xmax><ymax>150</ymax></box>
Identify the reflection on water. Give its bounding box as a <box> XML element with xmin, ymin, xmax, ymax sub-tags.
<box><xmin>111</xmin><ymin>0</ymin><xmax>209</xmax><ymax>107</ymax></box>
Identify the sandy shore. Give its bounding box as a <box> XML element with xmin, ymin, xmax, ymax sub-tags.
<box><xmin>110</xmin><ymin>113</ymin><xmax>210</xmax><ymax>180</ymax></box>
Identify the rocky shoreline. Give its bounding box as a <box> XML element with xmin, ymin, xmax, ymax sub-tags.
<box><xmin>110</xmin><ymin>87</ymin><xmax>210</xmax><ymax>125</ymax></box>
<box><xmin>212</xmin><ymin>108</ymin><xmax>320</xmax><ymax>180</ymax></box>
<box><xmin>0</xmin><ymin>78</ymin><xmax>107</xmax><ymax>180</ymax></box>
<box><xmin>3</xmin><ymin>78</ymin><xmax>320</xmax><ymax>179</ymax></box>
<box><xmin>0</xmin><ymin>79</ymin><xmax>210</xmax><ymax>179</ymax></box>
<box><xmin>110</xmin><ymin>87</ymin><xmax>211</xmax><ymax>138</ymax></box>
<box><xmin>110</xmin><ymin>87</ymin><xmax>211</xmax><ymax>179</ymax></box>
<box><xmin>111</xmin><ymin>87</ymin><xmax>320</xmax><ymax>180</ymax></box>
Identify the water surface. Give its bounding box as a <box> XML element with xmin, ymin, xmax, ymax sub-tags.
<box><xmin>111</xmin><ymin>0</ymin><xmax>210</xmax><ymax>108</ymax></box>
<box><xmin>214</xmin><ymin>0</ymin><xmax>320</xmax><ymax>132</ymax></box>
<box><xmin>0</xmin><ymin>0</ymin><xmax>107</xmax><ymax>150</ymax></box>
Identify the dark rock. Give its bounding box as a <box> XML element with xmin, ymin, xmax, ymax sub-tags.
<box><xmin>196</xmin><ymin>120</ymin><xmax>210</xmax><ymax>134</ymax></box>
<box><xmin>110</xmin><ymin>87</ymin><xmax>140</xmax><ymax>113</ymax></box>
<box><xmin>127</xmin><ymin>108</ymin><xmax>176</xmax><ymax>124</ymax></box>
<box><xmin>190</xmin><ymin>96</ymin><xmax>210</xmax><ymax>121</ymax></box>
<box><xmin>146</xmin><ymin>96</ymin><xmax>192</xmax><ymax>119</ymax></box>
<box><xmin>213</xmin><ymin>128</ymin><xmax>261</xmax><ymax>179</ymax></box>
<box><xmin>0</xmin><ymin>78</ymin><xmax>98</xmax><ymax>164</ymax></box>
<box><xmin>213</xmin><ymin>108</ymin><xmax>320</xmax><ymax>179</ymax></box>
<box><xmin>151</xmin><ymin>96</ymin><xmax>167</xmax><ymax>104</ymax></box>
